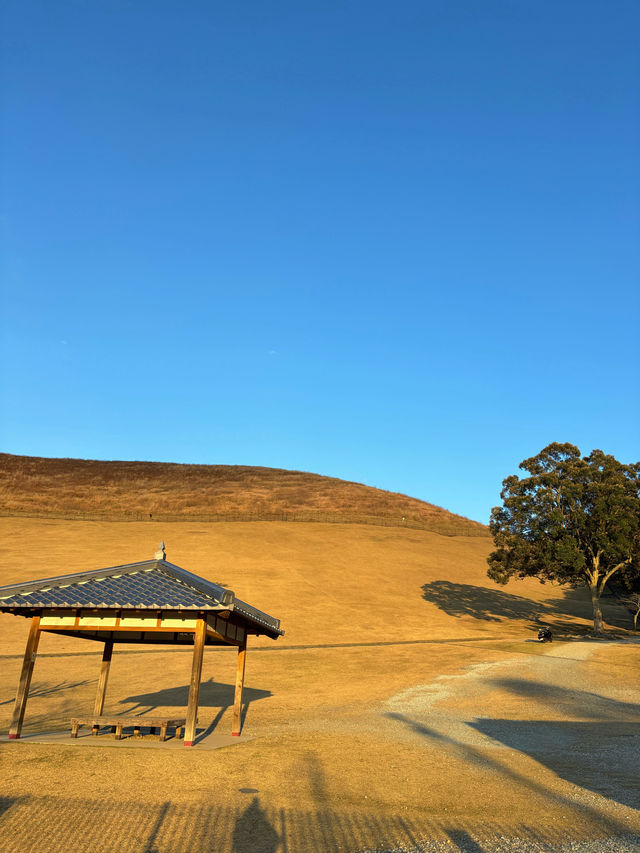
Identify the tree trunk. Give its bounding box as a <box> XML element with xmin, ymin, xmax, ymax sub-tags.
<box><xmin>590</xmin><ymin>584</ymin><xmax>605</xmax><ymax>636</ymax></box>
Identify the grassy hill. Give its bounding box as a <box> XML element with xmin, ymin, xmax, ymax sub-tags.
<box><xmin>0</xmin><ymin>453</ymin><xmax>488</xmax><ymax>536</ymax></box>
<box><xmin>1</xmin><ymin>454</ymin><xmax>629</xmax><ymax>652</ymax></box>
<box><xmin>0</xmin><ymin>516</ymin><xmax>629</xmax><ymax>658</ymax></box>
<box><xmin>0</xmin><ymin>462</ymin><xmax>636</xmax><ymax>852</ymax></box>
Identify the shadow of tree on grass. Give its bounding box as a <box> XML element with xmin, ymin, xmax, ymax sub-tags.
<box><xmin>0</xmin><ymin>797</ymin><xmax>16</xmax><ymax>821</ymax></box>
<box><xmin>421</xmin><ymin>581</ymin><xmax>632</xmax><ymax>632</ymax></box>
<box><xmin>488</xmin><ymin>677</ymin><xmax>640</xmax><ymax>722</ymax></box>
<box><xmin>420</xmin><ymin>581</ymin><xmax>553</xmax><ymax>622</ymax></box>
<box><xmin>470</xmin><ymin>718</ymin><xmax>640</xmax><ymax>810</ymax></box>
<box><xmin>386</xmin><ymin>710</ymin><xmax>640</xmax><ymax>828</ymax></box>
<box><xmin>0</xmin><ymin>680</ymin><xmax>92</xmax><ymax>707</ymax></box>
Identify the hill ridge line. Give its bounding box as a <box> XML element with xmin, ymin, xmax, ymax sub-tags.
<box><xmin>0</xmin><ymin>452</ymin><xmax>488</xmax><ymax>536</ymax></box>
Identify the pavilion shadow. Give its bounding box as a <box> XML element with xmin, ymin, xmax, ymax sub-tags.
<box><xmin>120</xmin><ymin>678</ymin><xmax>272</xmax><ymax>734</ymax></box>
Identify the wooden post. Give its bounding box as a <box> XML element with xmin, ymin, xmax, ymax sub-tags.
<box><xmin>184</xmin><ymin>618</ymin><xmax>206</xmax><ymax>746</ymax></box>
<box><xmin>232</xmin><ymin>640</ymin><xmax>247</xmax><ymax>736</ymax></box>
<box><xmin>93</xmin><ymin>640</ymin><xmax>113</xmax><ymax>719</ymax></box>
<box><xmin>9</xmin><ymin>615</ymin><xmax>41</xmax><ymax>739</ymax></box>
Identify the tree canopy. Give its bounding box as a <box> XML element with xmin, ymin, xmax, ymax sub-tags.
<box><xmin>487</xmin><ymin>443</ymin><xmax>640</xmax><ymax>635</ymax></box>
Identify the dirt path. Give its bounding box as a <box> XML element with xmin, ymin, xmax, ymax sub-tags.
<box><xmin>384</xmin><ymin>639</ymin><xmax>640</xmax><ymax>747</ymax></box>
<box><xmin>378</xmin><ymin>640</ymin><xmax>640</xmax><ymax>851</ymax></box>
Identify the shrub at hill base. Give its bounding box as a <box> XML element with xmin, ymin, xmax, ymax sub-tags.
<box><xmin>487</xmin><ymin>442</ymin><xmax>640</xmax><ymax>636</ymax></box>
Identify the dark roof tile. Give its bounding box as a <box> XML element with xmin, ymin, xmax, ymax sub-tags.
<box><xmin>0</xmin><ymin>560</ymin><xmax>283</xmax><ymax>638</ymax></box>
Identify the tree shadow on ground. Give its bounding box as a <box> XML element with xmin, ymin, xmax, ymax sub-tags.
<box><xmin>119</xmin><ymin>678</ymin><xmax>272</xmax><ymax>734</ymax></box>
<box><xmin>420</xmin><ymin>580</ymin><xmax>558</xmax><ymax>622</ymax></box>
<box><xmin>421</xmin><ymin>581</ymin><xmax>632</xmax><ymax>632</ymax></box>
<box><xmin>0</xmin><ymin>680</ymin><xmax>92</xmax><ymax>707</ymax></box>
<box><xmin>470</xmin><ymin>719</ymin><xmax>640</xmax><ymax>809</ymax></box>
<box><xmin>488</xmin><ymin>678</ymin><xmax>640</xmax><ymax>722</ymax></box>
<box><xmin>0</xmin><ymin>798</ymin><xmax>17</xmax><ymax>821</ymax></box>
<box><xmin>386</xmin><ymin>710</ymin><xmax>640</xmax><ymax>828</ymax></box>
<box><xmin>386</xmin><ymin>672</ymin><xmax>640</xmax><ymax>811</ymax></box>
<box><xmin>420</xmin><ymin>581</ymin><xmax>630</xmax><ymax>627</ymax></box>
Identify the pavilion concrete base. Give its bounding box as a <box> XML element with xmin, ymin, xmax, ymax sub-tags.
<box><xmin>0</xmin><ymin>728</ymin><xmax>248</xmax><ymax>751</ymax></box>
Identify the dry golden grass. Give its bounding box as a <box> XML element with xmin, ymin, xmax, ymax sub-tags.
<box><xmin>3</xmin><ymin>517</ymin><xmax>627</xmax><ymax>657</ymax></box>
<box><xmin>0</xmin><ymin>512</ymin><xmax>638</xmax><ymax>851</ymax></box>
<box><xmin>0</xmin><ymin>453</ymin><xmax>488</xmax><ymax>536</ymax></box>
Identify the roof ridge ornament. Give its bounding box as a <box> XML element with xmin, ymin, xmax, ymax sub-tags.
<box><xmin>154</xmin><ymin>541</ymin><xmax>166</xmax><ymax>561</ymax></box>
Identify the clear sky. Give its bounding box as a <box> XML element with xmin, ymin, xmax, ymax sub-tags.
<box><xmin>1</xmin><ymin>1</ymin><xmax>638</xmax><ymax>523</ymax></box>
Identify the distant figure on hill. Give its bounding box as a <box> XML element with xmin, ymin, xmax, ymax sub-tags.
<box><xmin>537</xmin><ymin>626</ymin><xmax>553</xmax><ymax>642</ymax></box>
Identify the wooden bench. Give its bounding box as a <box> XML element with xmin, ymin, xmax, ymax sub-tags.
<box><xmin>71</xmin><ymin>716</ymin><xmax>187</xmax><ymax>742</ymax></box>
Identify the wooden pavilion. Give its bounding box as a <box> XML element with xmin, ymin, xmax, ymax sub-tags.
<box><xmin>0</xmin><ymin>543</ymin><xmax>283</xmax><ymax>746</ymax></box>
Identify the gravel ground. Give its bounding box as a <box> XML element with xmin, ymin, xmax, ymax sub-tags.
<box><xmin>380</xmin><ymin>640</ymin><xmax>640</xmax><ymax>853</ymax></box>
<box><xmin>384</xmin><ymin>640</ymin><xmax>640</xmax><ymax>767</ymax></box>
<box><xmin>362</xmin><ymin>835</ymin><xmax>640</xmax><ymax>852</ymax></box>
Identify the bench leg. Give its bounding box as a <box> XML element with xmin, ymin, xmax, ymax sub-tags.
<box><xmin>175</xmin><ymin>725</ymin><xmax>183</xmax><ymax>740</ymax></box>
<box><xmin>115</xmin><ymin>723</ymin><xmax>123</xmax><ymax>740</ymax></box>
<box><xmin>133</xmin><ymin>724</ymin><xmax>140</xmax><ymax>737</ymax></box>
<box><xmin>91</xmin><ymin>723</ymin><xmax>100</xmax><ymax>736</ymax></box>
<box><xmin>71</xmin><ymin>722</ymin><xmax>79</xmax><ymax>738</ymax></box>
<box><xmin>160</xmin><ymin>724</ymin><xmax>167</xmax><ymax>742</ymax></box>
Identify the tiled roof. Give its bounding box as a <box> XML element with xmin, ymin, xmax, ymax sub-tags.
<box><xmin>0</xmin><ymin>559</ymin><xmax>283</xmax><ymax>637</ymax></box>
<box><xmin>0</xmin><ymin>567</ymin><xmax>215</xmax><ymax>609</ymax></box>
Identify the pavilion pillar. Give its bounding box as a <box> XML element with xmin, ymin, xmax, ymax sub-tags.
<box><xmin>93</xmin><ymin>640</ymin><xmax>113</xmax><ymax>720</ymax></box>
<box><xmin>9</xmin><ymin>615</ymin><xmax>41</xmax><ymax>739</ymax></box>
<box><xmin>184</xmin><ymin>617</ymin><xmax>207</xmax><ymax>747</ymax></box>
<box><xmin>232</xmin><ymin>640</ymin><xmax>247</xmax><ymax>736</ymax></box>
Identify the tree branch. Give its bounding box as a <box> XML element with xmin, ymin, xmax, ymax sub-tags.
<box><xmin>602</xmin><ymin>557</ymin><xmax>632</xmax><ymax>588</ymax></box>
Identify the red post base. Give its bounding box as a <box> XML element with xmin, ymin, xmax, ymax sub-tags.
<box><xmin>184</xmin><ymin>741</ymin><xmax>194</xmax><ymax>747</ymax></box>
<box><xmin>232</xmin><ymin>732</ymin><xmax>240</xmax><ymax>737</ymax></box>
<box><xmin>8</xmin><ymin>734</ymin><xmax>19</xmax><ymax>740</ymax></box>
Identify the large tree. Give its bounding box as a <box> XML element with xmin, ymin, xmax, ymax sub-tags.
<box><xmin>487</xmin><ymin>443</ymin><xmax>640</xmax><ymax>636</ymax></box>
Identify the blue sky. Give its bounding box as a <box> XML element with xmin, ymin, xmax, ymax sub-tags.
<box><xmin>1</xmin><ymin>0</ymin><xmax>638</xmax><ymax>523</ymax></box>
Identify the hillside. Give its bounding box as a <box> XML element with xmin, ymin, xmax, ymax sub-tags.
<box><xmin>0</xmin><ymin>453</ymin><xmax>488</xmax><ymax>536</ymax></box>
<box><xmin>1</xmin><ymin>516</ymin><xmax>629</xmax><ymax>660</ymax></box>
<box><xmin>0</xmin><ymin>502</ymin><xmax>635</xmax><ymax>853</ymax></box>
